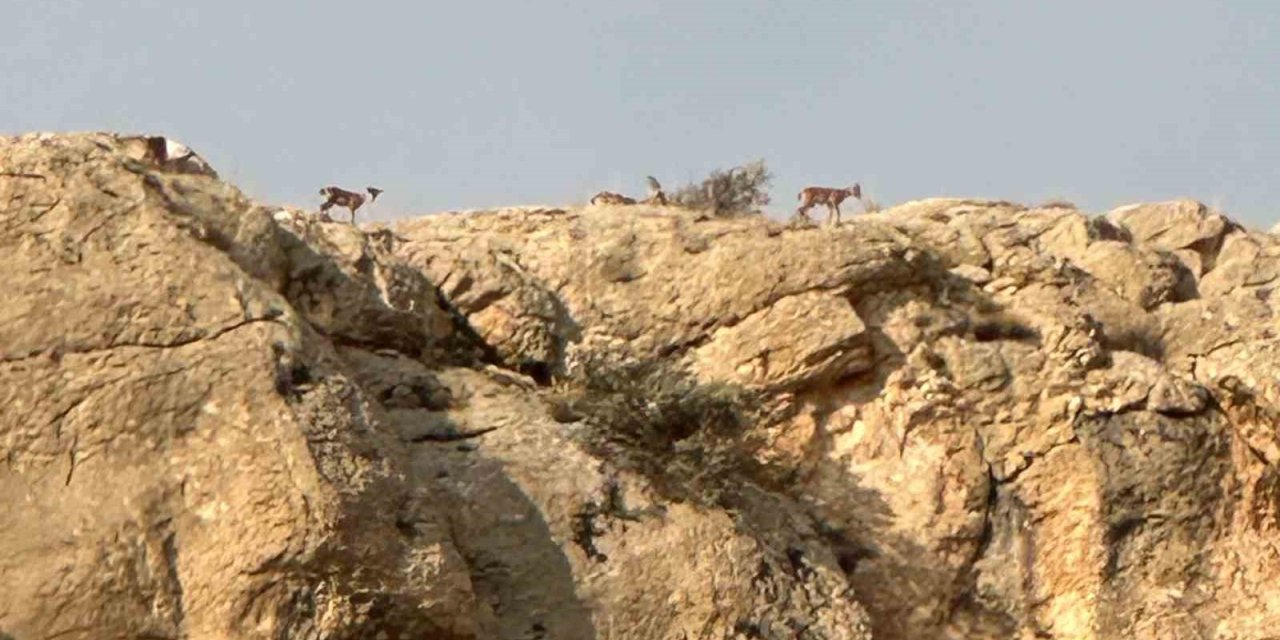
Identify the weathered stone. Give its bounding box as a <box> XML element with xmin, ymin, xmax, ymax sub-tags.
<box><xmin>0</xmin><ymin>133</ymin><xmax>480</xmax><ymax>639</ymax></box>
<box><xmin>1107</xmin><ymin>199</ymin><xmax>1232</xmax><ymax>272</ymax></box>
<box><xmin>0</xmin><ymin>132</ymin><xmax>878</xmax><ymax>639</ymax></box>
<box><xmin>7</xmin><ymin>132</ymin><xmax>1280</xmax><ymax>640</ymax></box>
<box><xmin>1198</xmin><ymin>229</ymin><xmax>1280</xmax><ymax>297</ymax></box>
<box><xmin>688</xmin><ymin>291</ymin><xmax>873</xmax><ymax>390</ymax></box>
<box><xmin>394</xmin><ymin>205</ymin><xmax>939</xmax><ymax>374</ymax></box>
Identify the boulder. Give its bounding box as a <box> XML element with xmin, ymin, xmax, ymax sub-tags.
<box><xmin>1107</xmin><ymin>199</ymin><xmax>1233</xmax><ymax>274</ymax></box>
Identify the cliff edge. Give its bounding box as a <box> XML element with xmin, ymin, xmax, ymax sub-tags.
<box><xmin>2</xmin><ymin>132</ymin><xmax>1279</xmax><ymax>639</ymax></box>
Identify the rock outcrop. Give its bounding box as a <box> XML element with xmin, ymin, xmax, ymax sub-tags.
<box><xmin>0</xmin><ymin>133</ymin><xmax>872</xmax><ymax>639</ymax></box>
<box><xmin>390</xmin><ymin>197</ymin><xmax>1280</xmax><ymax>639</ymax></box>
<box><xmin>3</xmin><ymin>132</ymin><xmax>1280</xmax><ymax>640</ymax></box>
<box><xmin>0</xmin><ymin>132</ymin><xmax>479</xmax><ymax>639</ymax></box>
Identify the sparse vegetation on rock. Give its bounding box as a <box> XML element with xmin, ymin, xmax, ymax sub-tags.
<box><xmin>548</xmin><ymin>354</ymin><xmax>768</xmax><ymax>505</ymax></box>
<box><xmin>5</xmin><ymin>132</ymin><xmax>1280</xmax><ymax>640</ymax></box>
<box><xmin>670</xmin><ymin>159</ymin><xmax>772</xmax><ymax>216</ymax></box>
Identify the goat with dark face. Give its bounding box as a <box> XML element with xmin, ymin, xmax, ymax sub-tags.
<box><xmin>796</xmin><ymin>184</ymin><xmax>862</xmax><ymax>226</ymax></box>
<box><xmin>319</xmin><ymin>186</ymin><xmax>383</xmax><ymax>223</ymax></box>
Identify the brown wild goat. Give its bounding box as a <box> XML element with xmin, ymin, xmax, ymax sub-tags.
<box><xmin>590</xmin><ymin>191</ymin><xmax>636</xmax><ymax>206</ymax></box>
<box><xmin>590</xmin><ymin>176</ymin><xmax>669</xmax><ymax>207</ymax></box>
<box><xmin>797</xmin><ymin>184</ymin><xmax>862</xmax><ymax>225</ymax></box>
<box><xmin>319</xmin><ymin>186</ymin><xmax>383</xmax><ymax>223</ymax></box>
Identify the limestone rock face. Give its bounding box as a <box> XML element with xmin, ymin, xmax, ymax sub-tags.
<box><xmin>1106</xmin><ymin>199</ymin><xmax>1235</xmax><ymax>275</ymax></box>
<box><xmin>391</xmin><ymin>364</ymin><xmax>872</xmax><ymax>640</ymax></box>
<box><xmin>393</xmin><ymin>206</ymin><xmax>938</xmax><ymax>381</ymax></box>
<box><xmin>394</xmin><ymin>197</ymin><xmax>1280</xmax><ymax>640</ymax></box>
<box><xmin>1</xmin><ymin>133</ymin><xmax>875</xmax><ymax>640</ymax></box>
<box><xmin>688</xmin><ymin>290</ymin><xmax>873</xmax><ymax>391</ymax></box>
<box><xmin>6</xmin><ymin>131</ymin><xmax>1280</xmax><ymax>640</ymax></box>
<box><xmin>0</xmin><ymin>132</ymin><xmax>479</xmax><ymax>639</ymax></box>
<box><xmin>269</xmin><ymin>214</ymin><xmax>462</xmax><ymax>360</ymax></box>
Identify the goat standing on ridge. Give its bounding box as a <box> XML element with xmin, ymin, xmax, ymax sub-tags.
<box><xmin>796</xmin><ymin>184</ymin><xmax>862</xmax><ymax>226</ymax></box>
<box><xmin>319</xmin><ymin>186</ymin><xmax>383</xmax><ymax>224</ymax></box>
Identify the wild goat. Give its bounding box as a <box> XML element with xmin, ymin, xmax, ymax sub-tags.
<box><xmin>119</xmin><ymin>135</ymin><xmax>217</xmax><ymax>177</ymax></box>
<box><xmin>144</xmin><ymin>136</ymin><xmax>196</xmax><ymax>165</ymax></box>
<box><xmin>644</xmin><ymin>176</ymin><xmax>668</xmax><ymax>205</ymax></box>
<box><xmin>797</xmin><ymin>184</ymin><xmax>863</xmax><ymax>225</ymax></box>
<box><xmin>590</xmin><ymin>191</ymin><xmax>636</xmax><ymax>206</ymax></box>
<box><xmin>319</xmin><ymin>186</ymin><xmax>383</xmax><ymax>223</ymax></box>
<box><xmin>590</xmin><ymin>176</ymin><xmax>669</xmax><ymax>207</ymax></box>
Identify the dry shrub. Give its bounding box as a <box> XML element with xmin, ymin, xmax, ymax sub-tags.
<box><xmin>547</xmin><ymin>354</ymin><xmax>766</xmax><ymax>505</ymax></box>
<box><xmin>671</xmin><ymin>160</ymin><xmax>772</xmax><ymax>217</ymax></box>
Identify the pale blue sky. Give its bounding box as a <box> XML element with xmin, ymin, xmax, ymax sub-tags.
<box><xmin>3</xmin><ymin>1</ymin><xmax>1278</xmax><ymax>226</ymax></box>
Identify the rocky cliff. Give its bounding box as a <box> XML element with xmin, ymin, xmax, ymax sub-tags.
<box><xmin>2</xmin><ymin>132</ymin><xmax>1278</xmax><ymax>640</ymax></box>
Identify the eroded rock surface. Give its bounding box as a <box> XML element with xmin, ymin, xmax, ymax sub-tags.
<box><xmin>1</xmin><ymin>134</ymin><xmax>876</xmax><ymax>639</ymax></box>
<box><xmin>392</xmin><ymin>197</ymin><xmax>1280</xmax><ymax>640</ymax></box>
<box><xmin>4</xmin><ymin>131</ymin><xmax>1280</xmax><ymax>640</ymax></box>
<box><xmin>0</xmin><ymin>132</ymin><xmax>483</xmax><ymax>639</ymax></box>
<box><xmin>394</xmin><ymin>206</ymin><xmax>938</xmax><ymax>385</ymax></box>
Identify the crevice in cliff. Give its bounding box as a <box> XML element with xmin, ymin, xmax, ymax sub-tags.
<box><xmin>996</xmin><ymin>434</ymin><xmax>1082</xmax><ymax>486</ymax></box>
<box><xmin>160</xmin><ymin>528</ymin><xmax>186</xmax><ymax>635</ymax></box>
<box><xmin>1206</xmin><ymin>377</ymin><xmax>1280</xmax><ymax>468</ymax></box>
<box><xmin>1</xmin><ymin>316</ymin><xmax>286</xmax><ymax>366</ymax></box>
<box><xmin>406</xmin><ymin>426</ymin><xmax>497</xmax><ymax>443</ymax></box>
